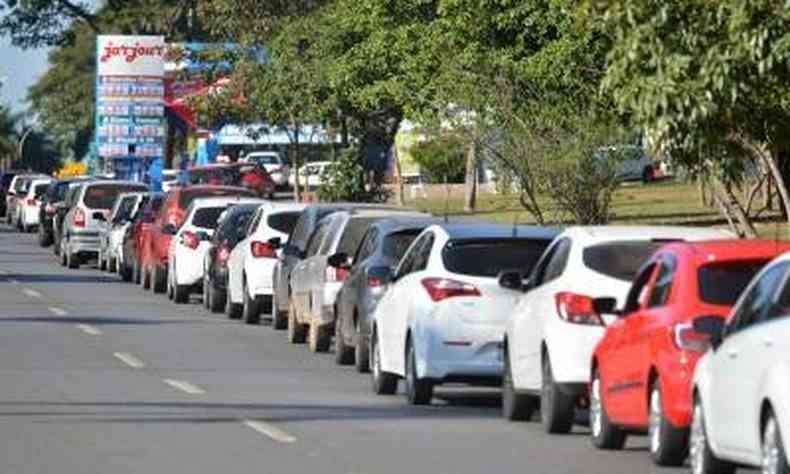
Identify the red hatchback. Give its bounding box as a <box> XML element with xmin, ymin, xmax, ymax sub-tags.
<box><xmin>142</xmin><ymin>185</ymin><xmax>256</xmax><ymax>293</ymax></box>
<box><xmin>188</xmin><ymin>163</ymin><xmax>276</xmax><ymax>198</ymax></box>
<box><xmin>589</xmin><ymin>240</ymin><xmax>790</xmax><ymax>466</ymax></box>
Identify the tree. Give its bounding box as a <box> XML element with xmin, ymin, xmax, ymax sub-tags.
<box><xmin>0</xmin><ymin>0</ymin><xmax>98</xmax><ymax>48</ymax></box>
<box><xmin>0</xmin><ymin>102</ymin><xmax>19</xmax><ymax>171</ymax></box>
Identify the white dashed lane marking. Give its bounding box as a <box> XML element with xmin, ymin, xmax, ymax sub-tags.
<box><xmin>48</xmin><ymin>307</ymin><xmax>68</xmax><ymax>316</ymax></box>
<box><xmin>113</xmin><ymin>352</ymin><xmax>145</xmax><ymax>369</ymax></box>
<box><xmin>22</xmin><ymin>288</ymin><xmax>42</xmax><ymax>298</ymax></box>
<box><xmin>162</xmin><ymin>379</ymin><xmax>205</xmax><ymax>395</ymax></box>
<box><xmin>76</xmin><ymin>324</ymin><xmax>102</xmax><ymax>336</ymax></box>
<box><xmin>242</xmin><ymin>420</ymin><xmax>297</xmax><ymax>443</ymax></box>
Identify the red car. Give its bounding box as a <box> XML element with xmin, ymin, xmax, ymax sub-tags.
<box><xmin>141</xmin><ymin>185</ymin><xmax>256</xmax><ymax>293</ymax></box>
<box><xmin>589</xmin><ymin>240</ymin><xmax>790</xmax><ymax>466</ymax></box>
<box><xmin>188</xmin><ymin>163</ymin><xmax>276</xmax><ymax>198</ymax></box>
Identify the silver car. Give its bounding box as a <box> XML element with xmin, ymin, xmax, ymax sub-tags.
<box><xmin>98</xmin><ymin>192</ymin><xmax>147</xmax><ymax>273</ymax></box>
<box><xmin>60</xmin><ymin>181</ymin><xmax>148</xmax><ymax>269</ymax></box>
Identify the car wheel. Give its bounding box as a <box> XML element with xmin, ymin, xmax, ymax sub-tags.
<box><xmin>133</xmin><ymin>259</ymin><xmax>141</xmax><ymax>284</ymax></box>
<box><xmin>272</xmin><ymin>291</ymin><xmax>288</xmax><ymax>330</ymax></box>
<box><xmin>308</xmin><ymin>321</ymin><xmax>330</xmax><ymax>352</ymax></box>
<box><xmin>541</xmin><ymin>353</ymin><xmax>574</xmax><ymax>434</ymax></box>
<box><xmin>371</xmin><ymin>330</ymin><xmax>397</xmax><ymax>395</ymax></box>
<box><xmin>334</xmin><ymin>317</ymin><xmax>354</xmax><ymax>365</ymax></box>
<box><xmin>99</xmin><ymin>250</ymin><xmax>107</xmax><ymax>271</ymax></box>
<box><xmin>405</xmin><ymin>339</ymin><xmax>433</xmax><ymax>405</ymax></box>
<box><xmin>242</xmin><ymin>279</ymin><xmax>261</xmax><ymax>324</ymax></box>
<box><xmin>151</xmin><ymin>265</ymin><xmax>166</xmax><ymax>293</ymax></box>
<box><xmin>202</xmin><ymin>277</ymin><xmax>211</xmax><ymax>309</ymax></box>
<box><xmin>502</xmin><ymin>348</ymin><xmax>536</xmax><ymax>421</ymax></box>
<box><xmin>225</xmin><ymin>288</ymin><xmax>242</xmax><ymax>318</ymax></box>
<box><xmin>66</xmin><ymin>250</ymin><xmax>80</xmax><ymax>269</ymax></box>
<box><xmin>119</xmin><ymin>261</ymin><xmax>132</xmax><ymax>282</ymax></box>
<box><xmin>287</xmin><ymin>300</ymin><xmax>307</xmax><ymax>343</ymax></box>
<box><xmin>208</xmin><ymin>283</ymin><xmax>225</xmax><ymax>313</ymax></box>
<box><xmin>109</xmin><ymin>256</ymin><xmax>117</xmax><ymax>274</ymax></box>
<box><xmin>37</xmin><ymin>226</ymin><xmax>49</xmax><ymax>247</ymax></box>
<box><xmin>53</xmin><ymin>236</ymin><xmax>61</xmax><ymax>256</ymax></box>
<box><xmin>354</xmin><ymin>319</ymin><xmax>370</xmax><ymax>373</ymax></box>
<box><xmin>762</xmin><ymin>408</ymin><xmax>790</xmax><ymax>474</ymax></box>
<box><xmin>173</xmin><ymin>280</ymin><xmax>190</xmax><ymax>304</ymax></box>
<box><xmin>139</xmin><ymin>264</ymin><xmax>151</xmax><ymax>289</ymax></box>
<box><xmin>648</xmin><ymin>380</ymin><xmax>689</xmax><ymax>466</ymax></box>
<box><xmin>60</xmin><ymin>245</ymin><xmax>67</xmax><ymax>267</ymax></box>
<box><xmin>590</xmin><ymin>368</ymin><xmax>627</xmax><ymax>449</ymax></box>
<box><xmin>689</xmin><ymin>396</ymin><xmax>735</xmax><ymax>474</ymax></box>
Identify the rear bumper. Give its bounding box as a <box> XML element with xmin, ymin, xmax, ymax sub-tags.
<box><xmin>67</xmin><ymin>230</ymin><xmax>101</xmax><ymax>254</ymax></box>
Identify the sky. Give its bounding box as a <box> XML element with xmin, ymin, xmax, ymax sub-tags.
<box><xmin>0</xmin><ymin>37</ymin><xmax>51</xmax><ymax>113</ymax></box>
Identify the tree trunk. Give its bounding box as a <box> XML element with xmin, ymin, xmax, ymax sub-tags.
<box><xmin>393</xmin><ymin>144</ymin><xmax>405</xmax><ymax>206</ymax></box>
<box><xmin>463</xmin><ymin>140</ymin><xmax>477</xmax><ymax>212</ymax></box>
<box><xmin>291</xmin><ymin>119</ymin><xmax>302</xmax><ymax>202</ymax></box>
<box><xmin>758</xmin><ymin>150</ymin><xmax>790</xmax><ymax>223</ymax></box>
<box><xmin>711</xmin><ymin>177</ymin><xmax>757</xmax><ymax>238</ymax></box>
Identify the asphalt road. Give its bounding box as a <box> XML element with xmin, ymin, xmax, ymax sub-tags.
<box><xmin>0</xmin><ymin>222</ymin><xmax>688</xmax><ymax>474</ymax></box>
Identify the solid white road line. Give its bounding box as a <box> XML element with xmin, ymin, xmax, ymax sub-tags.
<box><xmin>113</xmin><ymin>352</ymin><xmax>145</xmax><ymax>369</ymax></box>
<box><xmin>242</xmin><ymin>420</ymin><xmax>297</xmax><ymax>443</ymax></box>
<box><xmin>48</xmin><ymin>307</ymin><xmax>68</xmax><ymax>317</ymax></box>
<box><xmin>22</xmin><ymin>288</ymin><xmax>42</xmax><ymax>298</ymax></box>
<box><xmin>76</xmin><ymin>324</ymin><xmax>102</xmax><ymax>336</ymax></box>
<box><xmin>162</xmin><ymin>379</ymin><xmax>206</xmax><ymax>395</ymax></box>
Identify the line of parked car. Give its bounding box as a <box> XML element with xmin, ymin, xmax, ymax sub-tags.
<box><xmin>4</xmin><ymin>167</ymin><xmax>790</xmax><ymax>474</ymax></box>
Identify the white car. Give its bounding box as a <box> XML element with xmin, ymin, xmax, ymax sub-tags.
<box><xmin>690</xmin><ymin>252</ymin><xmax>790</xmax><ymax>474</ymax></box>
<box><xmin>161</xmin><ymin>169</ymin><xmax>180</xmax><ymax>192</ymax></box>
<box><xmin>18</xmin><ymin>178</ymin><xmax>53</xmax><ymax>232</ymax></box>
<box><xmin>225</xmin><ymin>202</ymin><xmax>306</xmax><ymax>324</ymax></box>
<box><xmin>167</xmin><ymin>196</ymin><xmax>264</xmax><ymax>303</ymax></box>
<box><xmin>242</xmin><ymin>151</ymin><xmax>291</xmax><ymax>189</ymax></box>
<box><xmin>502</xmin><ymin>226</ymin><xmax>733</xmax><ymax>433</ymax></box>
<box><xmin>370</xmin><ymin>223</ymin><xmax>558</xmax><ymax>405</ymax></box>
<box><xmin>288</xmin><ymin>161</ymin><xmax>330</xmax><ymax>189</ymax></box>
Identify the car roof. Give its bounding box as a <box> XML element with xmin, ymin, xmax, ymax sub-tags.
<box><xmin>188</xmin><ymin>196</ymin><xmax>265</xmax><ymax>209</ymax></box>
<box><xmin>261</xmin><ymin>202</ymin><xmax>307</xmax><ymax>213</ymax></box>
<box><xmin>433</xmin><ymin>223</ymin><xmax>561</xmax><ymax>240</ymax></box>
<box><xmin>82</xmin><ymin>180</ymin><xmax>147</xmax><ymax>188</ymax></box>
<box><xmin>662</xmin><ymin>240</ymin><xmax>790</xmax><ymax>264</ymax></box>
<box><xmin>564</xmin><ymin>225</ymin><xmax>734</xmax><ymax>242</ymax></box>
<box><xmin>179</xmin><ymin>184</ymin><xmax>249</xmax><ymax>194</ymax></box>
<box><xmin>370</xmin><ymin>217</ymin><xmax>444</xmax><ymax>234</ymax></box>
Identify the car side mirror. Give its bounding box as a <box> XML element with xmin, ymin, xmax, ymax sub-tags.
<box><xmin>498</xmin><ymin>270</ymin><xmax>528</xmax><ymax>292</ymax></box>
<box><xmin>268</xmin><ymin>236</ymin><xmax>282</xmax><ymax>249</ymax></box>
<box><xmin>367</xmin><ymin>265</ymin><xmax>393</xmax><ymax>284</ymax></box>
<box><xmin>328</xmin><ymin>252</ymin><xmax>351</xmax><ymax>269</ymax></box>
<box><xmin>92</xmin><ymin>211</ymin><xmax>106</xmax><ymax>222</ymax></box>
<box><xmin>693</xmin><ymin>315</ymin><xmax>725</xmax><ymax>350</ymax></box>
<box><xmin>162</xmin><ymin>223</ymin><xmax>178</xmax><ymax>235</ymax></box>
<box><xmin>592</xmin><ymin>297</ymin><xmax>620</xmax><ymax>316</ymax></box>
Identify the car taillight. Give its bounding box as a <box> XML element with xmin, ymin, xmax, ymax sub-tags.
<box><xmin>421</xmin><ymin>278</ymin><xmax>480</xmax><ymax>302</ymax></box>
<box><xmin>217</xmin><ymin>245</ymin><xmax>231</xmax><ymax>265</ymax></box>
<box><xmin>250</xmin><ymin>241</ymin><xmax>277</xmax><ymax>258</ymax></box>
<box><xmin>673</xmin><ymin>322</ymin><xmax>711</xmax><ymax>353</ymax></box>
<box><xmin>26</xmin><ymin>198</ymin><xmax>36</xmax><ymax>206</ymax></box>
<box><xmin>45</xmin><ymin>204</ymin><xmax>55</xmax><ymax>215</ymax></box>
<box><xmin>368</xmin><ymin>276</ymin><xmax>384</xmax><ymax>288</ymax></box>
<box><xmin>555</xmin><ymin>292</ymin><xmax>603</xmax><ymax>326</ymax></box>
<box><xmin>181</xmin><ymin>231</ymin><xmax>199</xmax><ymax>249</ymax></box>
<box><xmin>326</xmin><ymin>266</ymin><xmax>349</xmax><ymax>282</ymax></box>
<box><xmin>74</xmin><ymin>208</ymin><xmax>86</xmax><ymax>228</ymax></box>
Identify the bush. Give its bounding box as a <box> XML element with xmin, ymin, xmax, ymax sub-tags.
<box><xmin>316</xmin><ymin>148</ymin><xmax>390</xmax><ymax>202</ymax></box>
<box><xmin>544</xmin><ymin>150</ymin><xmax>620</xmax><ymax>225</ymax></box>
<box><xmin>411</xmin><ymin>135</ymin><xmax>466</xmax><ymax>184</ymax></box>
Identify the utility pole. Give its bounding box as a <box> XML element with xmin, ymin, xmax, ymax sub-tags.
<box><xmin>17</xmin><ymin>127</ymin><xmax>34</xmax><ymax>167</ymax></box>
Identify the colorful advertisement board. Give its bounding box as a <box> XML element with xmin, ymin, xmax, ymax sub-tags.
<box><xmin>95</xmin><ymin>35</ymin><xmax>166</xmax><ymax>183</ymax></box>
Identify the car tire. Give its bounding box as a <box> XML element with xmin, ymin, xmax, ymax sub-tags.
<box><xmin>202</xmin><ymin>277</ymin><xmax>211</xmax><ymax>309</ymax></box>
<box><xmin>53</xmin><ymin>236</ymin><xmax>60</xmax><ymax>256</ymax></box>
<box><xmin>308</xmin><ymin>322</ymin><xmax>330</xmax><ymax>352</ymax></box>
<box><xmin>405</xmin><ymin>339</ymin><xmax>433</xmax><ymax>405</ymax></box>
<box><xmin>590</xmin><ymin>368</ymin><xmax>627</xmax><ymax>450</ymax></box>
<box><xmin>60</xmin><ymin>245</ymin><xmax>67</xmax><ymax>267</ymax></box>
<box><xmin>208</xmin><ymin>284</ymin><xmax>225</xmax><ymax>313</ymax></box>
<box><xmin>541</xmin><ymin>354</ymin><xmax>574</xmax><ymax>434</ymax></box>
<box><xmin>173</xmin><ymin>281</ymin><xmax>190</xmax><ymax>304</ymax></box>
<box><xmin>119</xmin><ymin>261</ymin><xmax>132</xmax><ymax>282</ymax></box>
<box><xmin>109</xmin><ymin>256</ymin><xmax>117</xmax><ymax>274</ymax></box>
<box><xmin>98</xmin><ymin>251</ymin><xmax>107</xmax><ymax>271</ymax></box>
<box><xmin>287</xmin><ymin>300</ymin><xmax>307</xmax><ymax>343</ymax></box>
<box><xmin>689</xmin><ymin>396</ymin><xmax>735</xmax><ymax>474</ymax></box>
<box><xmin>502</xmin><ymin>349</ymin><xmax>536</xmax><ymax>422</ymax></box>
<box><xmin>334</xmin><ymin>318</ymin><xmax>354</xmax><ymax>365</ymax></box>
<box><xmin>139</xmin><ymin>264</ymin><xmax>151</xmax><ymax>290</ymax></box>
<box><xmin>762</xmin><ymin>408</ymin><xmax>790</xmax><ymax>474</ymax></box>
<box><xmin>66</xmin><ymin>250</ymin><xmax>80</xmax><ymax>269</ymax></box>
<box><xmin>133</xmin><ymin>259</ymin><xmax>141</xmax><ymax>284</ymax></box>
<box><xmin>151</xmin><ymin>265</ymin><xmax>166</xmax><ymax>294</ymax></box>
<box><xmin>648</xmin><ymin>380</ymin><xmax>689</xmax><ymax>466</ymax></box>
<box><xmin>371</xmin><ymin>330</ymin><xmax>397</xmax><ymax>395</ymax></box>
<box><xmin>272</xmin><ymin>292</ymin><xmax>288</xmax><ymax>330</ymax></box>
<box><xmin>37</xmin><ymin>227</ymin><xmax>50</xmax><ymax>247</ymax></box>
<box><xmin>242</xmin><ymin>279</ymin><xmax>261</xmax><ymax>325</ymax></box>
<box><xmin>354</xmin><ymin>319</ymin><xmax>370</xmax><ymax>374</ymax></box>
<box><xmin>225</xmin><ymin>288</ymin><xmax>242</xmax><ymax>318</ymax></box>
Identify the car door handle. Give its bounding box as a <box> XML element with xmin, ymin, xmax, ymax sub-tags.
<box><xmin>727</xmin><ymin>349</ymin><xmax>739</xmax><ymax>359</ymax></box>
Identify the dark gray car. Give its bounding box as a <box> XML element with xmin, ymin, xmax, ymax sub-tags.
<box><xmin>271</xmin><ymin>204</ymin><xmax>425</xmax><ymax>330</ymax></box>
<box><xmin>332</xmin><ymin>217</ymin><xmax>441</xmax><ymax>371</ymax></box>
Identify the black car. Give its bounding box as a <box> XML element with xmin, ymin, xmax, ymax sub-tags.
<box><xmin>38</xmin><ymin>178</ymin><xmax>92</xmax><ymax>247</ymax></box>
<box><xmin>119</xmin><ymin>193</ymin><xmax>165</xmax><ymax>282</ymax></box>
<box><xmin>202</xmin><ymin>203</ymin><xmax>260</xmax><ymax>313</ymax></box>
<box><xmin>332</xmin><ymin>217</ymin><xmax>440</xmax><ymax>371</ymax></box>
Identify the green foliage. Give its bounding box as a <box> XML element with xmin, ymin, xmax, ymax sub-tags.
<box><xmin>411</xmin><ymin>134</ymin><xmax>466</xmax><ymax>184</ymax></box>
<box><xmin>315</xmin><ymin>149</ymin><xmax>368</xmax><ymax>202</ymax></box>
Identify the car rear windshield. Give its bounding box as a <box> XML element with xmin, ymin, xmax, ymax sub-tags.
<box><xmin>443</xmin><ymin>238</ymin><xmax>552</xmax><ymax>277</ymax></box>
<box><xmin>267</xmin><ymin>211</ymin><xmax>300</xmax><ymax>234</ymax></box>
<box><xmin>53</xmin><ymin>182</ymin><xmax>71</xmax><ymax>201</ymax></box>
<box><xmin>582</xmin><ymin>241</ymin><xmax>664</xmax><ymax>282</ymax></box>
<box><xmin>192</xmin><ymin>206</ymin><xmax>227</xmax><ymax>229</ymax></box>
<box><xmin>33</xmin><ymin>183</ymin><xmax>49</xmax><ymax>198</ymax></box>
<box><xmin>83</xmin><ymin>184</ymin><xmax>148</xmax><ymax>210</ymax></box>
<box><xmin>383</xmin><ymin>229</ymin><xmax>422</xmax><ymax>260</ymax></box>
<box><xmin>249</xmin><ymin>155</ymin><xmax>279</xmax><ymax>165</ymax></box>
<box><xmin>337</xmin><ymin>217</ymin><xmax>378</xmax><ymax>256</ymax></box>
<box><xmin>698</xmin><ymin>260</ymin><xmax>769</xmax><ymax>306</ymax></box>
<box><xmin>179</xmin><ymin>188</ymin><xmax>254</xmax><ymax>208</ymax></box>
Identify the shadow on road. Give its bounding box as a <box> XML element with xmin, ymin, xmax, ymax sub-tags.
<box><xmin>0</xmin><ymin>316</ymin><xmax>201</xmax><ymax>326</ymax></box>
<box><xmin>1</xmin><ymin>274</ymin><xmax>119</xmax><ymax>284</ymax></box>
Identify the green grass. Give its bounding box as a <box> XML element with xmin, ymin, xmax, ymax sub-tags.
<box><xmin>407</xmin><ymin>179</ymin><xmax>790</xmax><ymax>239</ymax></box>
